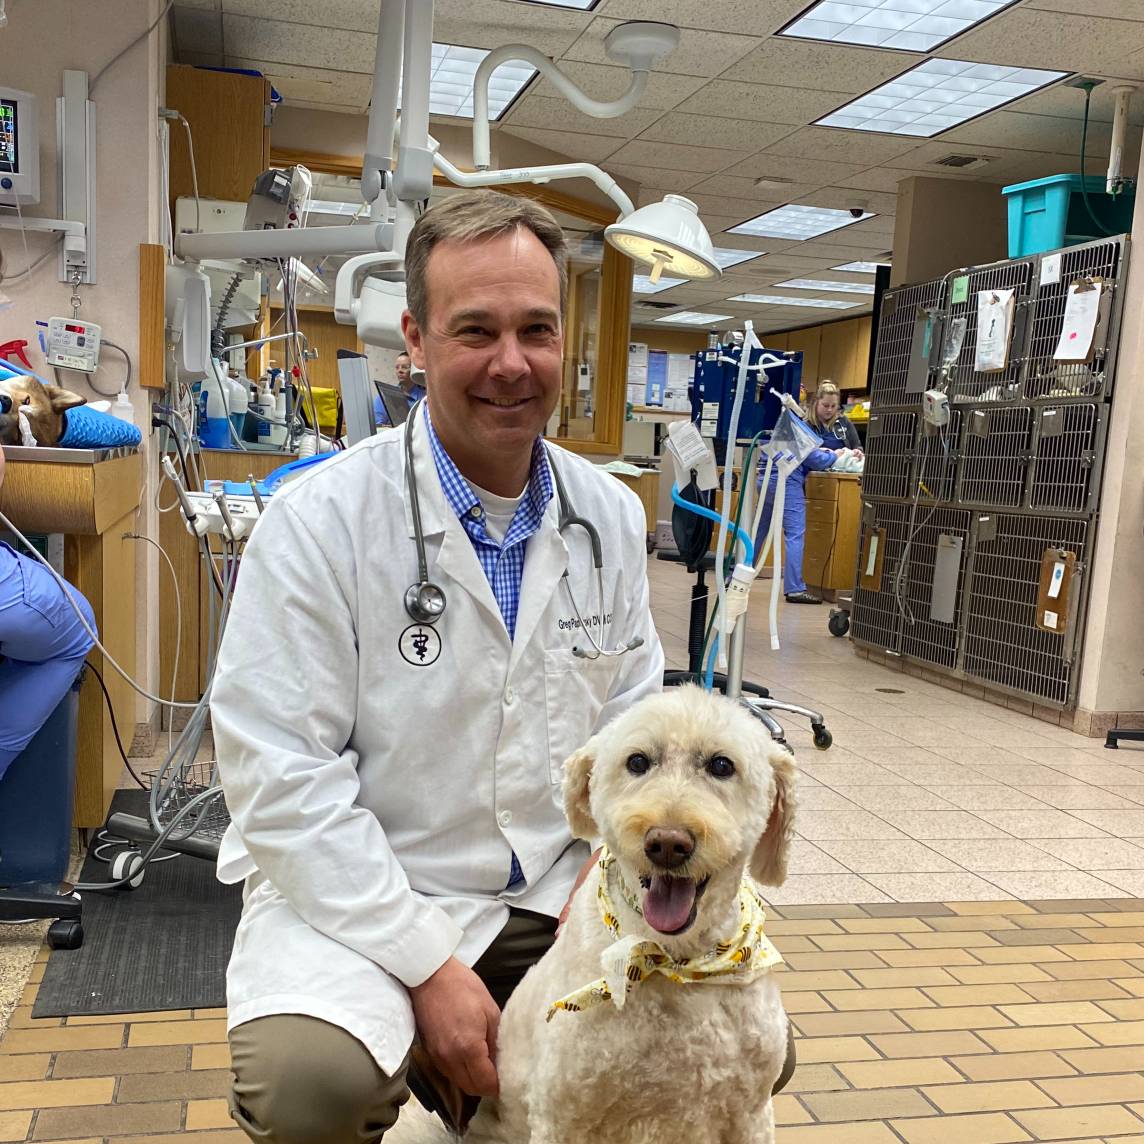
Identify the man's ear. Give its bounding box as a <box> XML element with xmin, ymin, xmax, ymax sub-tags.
<box><xmin>400</xmin><ymin>310</ymin><xmax>426</xmax><ymax>372</ymax></box>
<box><xmin>751</xmin><ymin>747</ymin><xmax>797</xmax><ymax>887</ymax></box>
<box><xmin>561</xmin><ymin>741</ymin><xmax>598</xmax><ymax>841</ymax></box>
<box><xmin>46</xmin><ymin>386</ymin><xmax>86</xmax><ymax>413</ymax></box>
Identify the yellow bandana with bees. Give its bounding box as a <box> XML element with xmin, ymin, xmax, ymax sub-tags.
<box><xmin>546</xmin><ymin>848</ymin><xmax>783</xmax><ymax>1021</ymax></box>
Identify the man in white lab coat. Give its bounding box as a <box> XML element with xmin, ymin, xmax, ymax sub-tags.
<box><xmin>211</xmin><ymin>190</ymin><xmax>665</xmax><ymax>1143</ymax></box>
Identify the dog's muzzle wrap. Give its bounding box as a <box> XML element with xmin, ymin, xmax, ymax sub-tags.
<box><xmin>546</xmin><ymin>848</ymin><xmax>783</xmax><ymax>1021</ymax></box>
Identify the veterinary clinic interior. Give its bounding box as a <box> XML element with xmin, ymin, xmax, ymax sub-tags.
<box><xmin>6</xmin><ymin>0</ymin><xmax>1144</xmax><ymax>1140</ymax></box>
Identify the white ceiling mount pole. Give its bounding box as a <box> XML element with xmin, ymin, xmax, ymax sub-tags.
<box><xmin>393</xmin><ymin>0</ymin><xmax>434</xmax><ymax>204</ymax></box>
<box><xmin>362</xmin><ymin>0</ymin><xmax>404</xmax><ymax>210</ymax></box>
<box><xmin>1108</xmin><ymin>85</ymin><xmax>1137</xmax><ymax>196</ymax></box>
<box><xmin>471</xmin><ymin>22</ymin><xmax>678</xmax><ymax>171</ymax></box>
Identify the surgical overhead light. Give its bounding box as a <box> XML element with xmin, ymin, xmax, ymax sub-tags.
<box><xmin>605</xmin><ymin>195</ymin><xmax>720</xmax><ymax>284</ymax></box>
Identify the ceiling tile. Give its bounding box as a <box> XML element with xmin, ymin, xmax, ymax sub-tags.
<box><xmin>229</xmin><ymin>56</ymin><xmax>373</xmax><ymax>110</ymax></box>
<box><xmin>637</xmin><ymin>113</ymin><xmax>794</xmax><ymax>151</ymax></box>
<box><xmin>533</xmin><ymin>61</ymin><xmax>704</xmax><ymax>110</ymax></box>
<box><xmin>174</xmin><ymin>7</ymin><xmax>223</xmax><ymax>55</ymax></box>
<box><xmin>433</xmin><ymin>0</ymin><xmax>595</xmax><ymax>56</ymax></box>
<box><xmin>498</xmin><ymin>125</ymin><xmax>625</xmax><ymax>162</ymax></box>
<box><xmin>175</xmin><ymin>0</ymin><xmax>220</xmax><ymax>9</ymax></box>
<box><xmin>563</xmin><ymin>17</ymin><xmax>759</xmax><ymax>77</ymax></box>
<box><xmin>672</xmin><ymin>80</ymin><xmax>848</xmax><ymax>126</ymax></box>
<box><xmin>794</xmin><ymin>187</ymin><xmax>899</xmax><ymax>216</ymax></box>
<box><xmin>178</xmin><ymin>49</ymin><xmax>225</xmax><ymax>66</ymax></box>
<box><xmin>502</xmin><ymin>94</ymin><xmax>662</xmax><ymax>138</ymax></box>
<box><xmin>279</xmin><ymin>100</ymin><xmax>367</xmax><ymax>116</ymax></box>
<box><xmin>606</xmin><ymin>164</ymin><xmax>707</xmax><ymax>191</ymax></box>
<box><xmin>938</xmin><ymin>9</ymin><xmax>1144</xmax><ymax>77</ymax></box>
<box><xmin>722</xmin><ymin>39</ymin><xmax>916</xmax><ymax>94</ymax></box>
<box><xmin>223</xmin><ymin>14</ymin><xmax>375</xmax><ymax>72</ymax></box>
<box><xmin>604</xmin><ymin>138</ymin><xmax>750</xmax><ymax>172</ymax></box>
<box><xmin>794</xmin><ymin>238</ymin><xmax>891</xmax><ymax>258</ymax></box>
<box><xmin>686</xmin><ymin>170</ymin><xmax>823</xmax><ymax>202</ymax></box>
<box><xmin>684</xmin><ymin>192</ymin><xmax>788</xmax><ymax>222</ymax></box>
<box><xmin>1025</xmin><ymin>0</ymin><xmax>1144</xmax><ymax>22</ymax></box>
<box><xmin>1019</xmin><ymin>80</ymin><xmax>1144</xmax><ymax>126</ymax></box>
<box><xmin>941</xmin><ymin>109</ymin><xmax>1111</xmax><ymax>155</ymax></box>
<box><xmin>723</xmin><ymin>153</ymin><xmax>867</xmax><ymax>184</ymax></box>
<box><xmin>223</xmin><ymin>0</ymin><xmax>377</xmax><ymax>32</ymax></box>
<box><xmin>763</xmin><ymin>126</ymin><xmax>920</xmax><ymax>166</ymax></box>
<box><xmin>882</xmin><ymin>140</ymin><xmax>1009</xmax><ymax>171</ymax></box>
<box><xmin>594</xmin><ymin>0</ymin><xmax>805</xmax><ymax>35</ymax></box>
<box><xmin>831</xmin><ymin>167</ymin><xmax>930</xmax><ymax>194</ymax></box>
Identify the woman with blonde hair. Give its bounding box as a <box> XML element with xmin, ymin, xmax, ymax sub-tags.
<box><xmin>806</xmin><ymin>381</ymin><xmax>861</xmax><ymax>452</ymax></box>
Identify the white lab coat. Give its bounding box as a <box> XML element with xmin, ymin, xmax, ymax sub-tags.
<box><xmin>210</xmin><ymin>416</ymin><xmax>664</xmax><ymax>1076</ymax></box>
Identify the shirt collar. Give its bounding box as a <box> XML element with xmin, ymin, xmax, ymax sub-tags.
<box><xmin>423</xmin><ymin>403</ymin><xmax>553</xmax><ymax>528</ymax></box>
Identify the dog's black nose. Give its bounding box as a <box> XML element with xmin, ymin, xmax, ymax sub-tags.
<box><xmin>644</xmin><ymin>827</ymin><xmax>695</xmax><ymax>871</ymax></box>
<box><xmin>0</xmin><ymin>394</ymin><xmax>10</xmax><ymax>415</ymax></box>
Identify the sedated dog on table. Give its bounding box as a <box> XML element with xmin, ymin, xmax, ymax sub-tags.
<box><xmin>465</xmin><ymin>683</ymin><xmax>797</xmax><ymax>1144</ymax></box>
<box><xmin>0</xmin><ymin>373</ymin><xmax>85</xmax><ymax>447</ymax></box>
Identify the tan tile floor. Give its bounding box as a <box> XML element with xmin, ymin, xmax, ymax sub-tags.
<box><xmin>3</xmin><ymin>557</ymin><xmax>1144</xmax><ymax>1141</ymax></box>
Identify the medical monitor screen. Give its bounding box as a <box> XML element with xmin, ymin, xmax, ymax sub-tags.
<box><xmin>0</xmin><ymin>100</ymin><xmax>17</xmax><ymax>173</ymax></box>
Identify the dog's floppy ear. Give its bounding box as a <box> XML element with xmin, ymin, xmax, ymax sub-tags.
<box><xmin>46</xmin><ymin>385</ymin><xmax>86</xmax><ymax>412</ymax></box>
<box><xmin>562</xmin><ymin>741</ymin><xmax>598</xmax><ymax>841</ymax></box>
<box><xmin>751</xmin><ymin>746</ymin><xmax>796</xmax><ymax>887</ymax></box>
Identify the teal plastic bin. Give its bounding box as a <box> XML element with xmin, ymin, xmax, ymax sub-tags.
<box><xmin>1003</xmin><ymin>174</ymin><xmax>1135</xmax><ymax>258</ymax></box>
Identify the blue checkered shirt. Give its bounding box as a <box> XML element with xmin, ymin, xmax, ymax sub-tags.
<box><xmin>423</xmin><ymin>404</ymin><xmax>554</xmax><ymax>888</ymax></box>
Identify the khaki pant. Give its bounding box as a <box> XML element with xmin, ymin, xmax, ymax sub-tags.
<box><xmin>228</xmin><ymin>909</ymin><xmax>797</xmax><ymax>1144</ymax></box>
<box><xmin>227</xmin><ymin>909</ymin><xmax>557</xmax><ymax>1144</ymax></box>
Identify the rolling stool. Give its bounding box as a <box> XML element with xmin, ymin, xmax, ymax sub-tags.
<box><xmin>0</xmin><ymin>675</ymin><xmax>84</xmax><ymax>949</ymax></box>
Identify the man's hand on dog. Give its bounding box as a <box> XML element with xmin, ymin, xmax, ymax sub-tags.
<box><xmin>411</xmin><ymin>957</ymin><xmax>501</xmax><ymax>1098</ymax></box>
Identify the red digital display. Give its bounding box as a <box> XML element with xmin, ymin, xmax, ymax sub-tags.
<box><xmin>65</xmin><ymin>324</ymin><xmax>84</xmax><ymax>334</ymax></box>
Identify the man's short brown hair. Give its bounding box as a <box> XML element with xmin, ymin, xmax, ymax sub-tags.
<box><xmin>404</xmin><ymin>191</ymin><xmax>568</xmax><ymax>328</ymax></box>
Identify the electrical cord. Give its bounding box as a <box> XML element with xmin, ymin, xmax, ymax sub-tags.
<box><xmin>90</xmin><ymin>0</ymin><xmax>174</xmax><ymax>95</ymax></box>
<box><xmin>84</xmin><ymin>660</ymin><xmax>148</xmax><ymax>789</ymax></box>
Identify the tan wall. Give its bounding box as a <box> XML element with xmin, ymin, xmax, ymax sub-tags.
<box><xmin>1076</xmin><ymin>137</ymin><xmax>1144</xmax><ymax>719</ymax></box>
<box><xmin>630</xmin><ymin>327</ymin><xmax>707</xmax><ymax>354</ymax></box>
<box><xmin>891</xmin><ymin>176</ymin><xmax>1008</xmax><ymax>287</ymax></box>
<box><xmin>0</xmin><ymin>0</ymin><xmax>167</xmax><ymax>721</ymax></box>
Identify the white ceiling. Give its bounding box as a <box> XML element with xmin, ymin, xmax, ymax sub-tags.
<box><xmin>171</xmin><ymin>0</ymin><xmax>1144</xmax><ymax>334</ymax></box>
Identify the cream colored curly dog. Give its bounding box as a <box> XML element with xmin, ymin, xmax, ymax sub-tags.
<box><xmin>453</xmin><ymin>684</ymin><xmax>796</xmax><ymax>1144</ymax></box>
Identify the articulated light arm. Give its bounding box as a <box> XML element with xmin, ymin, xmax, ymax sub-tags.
<box><xmin>430</xmin><ymin>139</ymin><xmax>635</xmax><ymax>218</ymax></box>
<box><xmin>472</xmin><ymin>45</ymin><xmax>647</xmax><ymax>171</ymax></box>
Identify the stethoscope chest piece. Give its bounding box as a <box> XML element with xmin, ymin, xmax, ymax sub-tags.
<box><xmin>405</xmin><ymin>580</ymin><xmax>446</xmax><ymax>625</ymax></box>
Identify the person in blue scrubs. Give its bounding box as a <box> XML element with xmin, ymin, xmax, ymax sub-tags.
<box><xmin>0</xmin><ymin>444</ymin><xmax>96</xmax><ymax>781</ymax></box>
<box><xmin>806</xmin><ymin>381</ymin><xmax>862</xmax><ymax>452</ymax></box>
<box><xmin>372</xmin><ymin>351</ymin><xmax>429</xmax><ymax>427</ymax></box>
<box><xmin>754</xmin><ymin>442</ymin><xmax>839</xmax><ymax>605</ymax></box>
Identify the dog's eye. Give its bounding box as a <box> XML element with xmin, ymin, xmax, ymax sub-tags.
<box><xmin>21</xmin><ymin>396</ymin><xmax>30</xmax><ymax>406</ymax></box>
<box><xmin>626</xmin><ymin>753</ymin><xmax>651</xmax><ymax>776</ymax></box>
<box><xmin>706</xmin><ymin>756</ymin><xmax>736</xmax><ymax>780</ymax></box>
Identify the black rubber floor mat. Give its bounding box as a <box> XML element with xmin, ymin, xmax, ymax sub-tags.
<box><xmin>33</xmin><ymin>789</ymin><xmax>241</xmax><ymax>1017</ymax></box>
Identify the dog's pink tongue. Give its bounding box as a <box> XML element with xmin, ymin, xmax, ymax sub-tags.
<box><xmin>643</xmin><ymin>876</ymin><xmax>697</xmax><ymax>934</ymax></box>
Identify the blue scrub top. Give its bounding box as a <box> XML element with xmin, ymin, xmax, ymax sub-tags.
<box><xmin>373</xmin><ymin>382</ymin><xmax>427</xmax><ymax>427</ymax></box>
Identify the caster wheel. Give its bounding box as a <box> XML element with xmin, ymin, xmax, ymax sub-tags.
<box><xmin>828</xmin><ymin>612</ymin><xmax>850</xmax><ymax>637</ymax></box>
<box><xmin>47</xmin><ymin>919</ymin><xmax>84</xmax><ymax>950</ymax></box>
<box><xmin>110</xmin><ymin>850</ymin><xmax>145</xmax><ymax>890</ymax></box>
<box><xmin>812</xmin><ymin>726</ymin><xmax>833</xmax><ymax>751</ymax></box>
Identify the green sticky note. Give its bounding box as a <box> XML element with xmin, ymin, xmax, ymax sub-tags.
<box><xmin>951</xmin><ymin>275</ymin><xmax>970</xmax><ymax>305</ymax></box>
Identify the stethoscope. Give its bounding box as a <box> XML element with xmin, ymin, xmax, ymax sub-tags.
<box><xmin>403</xmin><ymin>401</ymin><xmax>643</xmax><ymax>660</ymax></box>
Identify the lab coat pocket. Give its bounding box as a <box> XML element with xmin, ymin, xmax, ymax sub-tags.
<box><xmin>543</xmin><ymin>648</ymin><xmax>618</xmax><ymax>785</ymax></box>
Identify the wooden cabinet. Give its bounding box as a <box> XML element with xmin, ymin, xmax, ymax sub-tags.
<box><xmin>802</xmin><ymin>472</ymin><xmax>861</xmax><ymax>595</ymax></box>
<box><xmin>166</xmin><ymin>65</ymin><xmax>271</xmax><ymax>210</ymax></box>
<box><xmin>785</xmin><ymin>325</ymin><xmax>821</xmax><ymax>394</ymax></box>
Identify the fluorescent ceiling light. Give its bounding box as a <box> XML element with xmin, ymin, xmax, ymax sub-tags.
<box><xmin>833</xmin><ymin>261</ymin><xmax>888</xmax><ymax>273</ymax></box>
<box><xmin>775</xmin><ymin>277</ymin><xmax>876</xmax><ymax>295</ymax></box>
<box><xmin>728</xmin><ymin>204</ymin><xmax>873</xmax><ymax>240</ymax></box>
<box><xmin>730</xmin><ymin>293</ymin><xmax>864</xmax><ymax>309</ymax></box>
<box><xmin>425</xmin><ymin>43</ymin><xmax>536</xmax><ymax>120</ymax></box>
<box><xmin>653</xmin><ymin>310</ymin><xmax>734</xmax><ymax>325</ymax></box>
<box><xmin>782</xmin><ymin>0</ymin><xmax>1019</xmax><ymax>53</ymax></box>
<box><xmin>816</xmin><ymin>59</ymin><xmax>1068</xmax><ymax>138</ymax></box>
<box><xmin>712</xmin><ymin>246</ymin><xmax>765</xmax><ymax>269</ymax></box>
<box><xmin>633</xmin><ymin>274</ymin><xmax>686</xmax><ymax>293</ymax></box>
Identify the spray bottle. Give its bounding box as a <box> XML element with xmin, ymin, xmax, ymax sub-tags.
<box><xmin>198</xmin><ymin>364</ymin><xmax>231</xmax><ymax>449</ymax></box>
